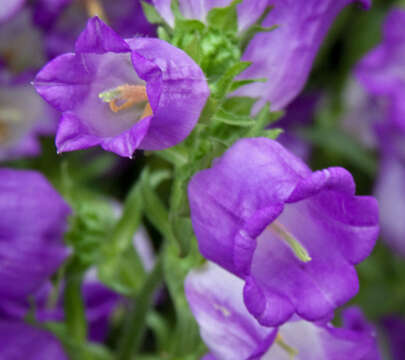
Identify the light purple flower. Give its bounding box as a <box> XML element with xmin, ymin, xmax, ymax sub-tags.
<box><xmin>188</xmin><ymin>138</ymin><xmax>379</xmax><ymax>326</ymax></box>
<box><xmin>185</xmin><ymin>262</ymin><xmax>381</xmax><ymax>360</ymax></box>
<box><xmin>236</xmin><ymin>0</ymin><xmax>370</xmax><ymax>113</ymax></box>
<box><xmin>0</xmin><ymin>70</ymin><xmax>57</xmax><ymax>161</ymax></box>
<box><xmin>0</xmin><ymin>0</ymin><xmax>25</xmax><ymax>24</ymax></box>
<box><xmin>0</xmin><ymin>168</ymin><xmax>70</xmax><ymax>301</ymax></box>
<box><xmin>153</xmin><ymin>0</ymin><xmax>268</xmax><ymax>32</ymax></box>
<box><xmin>0</xmin><ymin>320</ymin><xmax>67</xmax><ymax>360</ymax></box>
<box><xmin>34</xmin><ymin>17</ymin><xmax>209</xmax><ymax>157</ymax></box>
<box><xmin>356</xmin><ymin>9</ymin><xmax>405</xmax><ymax>132</ymax></box>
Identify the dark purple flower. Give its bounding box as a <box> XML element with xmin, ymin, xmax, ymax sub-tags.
<box><xmin>34</xmin><ymin>17</ymin><xmax>209</xmax><ymax>157</ymax></box>
<box><xmin>381</xmin><ymin>316</ymin><xmax>405</xmax><ymax>360</ymax></box>
<box><xmin>188</xmin><ymin>138</ymin><xmax>379</xmax><ymax>326</ymax></box>
<box><xmin>153</xmin><ymin>0</ymin><xmax>268</xmax><ymax>32</ymax></box>
<box><xmin>0</xmin><ymin>70</ymin><xmax>57</xmax><ymax>161</ymax></box>
<box><xmin>356</xmin><ymin>9</ymin><xmax>405</xmax><ymax>132</ymax></box>
<box><xmin>0</xmin><ymin>320</ymin><xmax>67</xmax><ymax>360</ymax></box>
<box><xmin>185</xmin><ymin>262</ymin><xmax>381</xmax><ymax>360</ymax></box>
<box><xmin>235</xmin><ymin>0</ymin><xmax>370</xmax><ymax>113</ymax></box>
<box><xmin>0</xmin><ymin>0</ymin><xmax>25</xmax><ymax>24</ymax></box>
<box><xmin>0</xmin><ymin>168</ymin><xmax>70</xmax><ymax>301</ymax></box>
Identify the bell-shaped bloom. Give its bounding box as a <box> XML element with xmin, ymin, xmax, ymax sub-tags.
<box><xmin>356</xmin><ymin>9</ymin><xmax>405</xmax><ymax>132</ymax></box>
<box><xmin>153</xmin><ymin>0</ymin><xmax>268</xmax><ymax>33</ymax></box>
<box><xmin>185</xmin><ymin>262</ymin><xmax>381</xmax><ymax>360</ymax></box>
<box><xmin>0</xmin><ymin>168</ymin><xmax>70</xmax><ymax>301</ymax></box>
<box><xmin>34</xmin><ymin>17</ymin><xmax>209</xmax><ymax>157</ymax></box>
<box><xmin>0</xmin><ymin>320</ymin><xmax>67</xmax><ymax>360</ymax></box>
<box><xmin>188</xmin><ymin>138</ymin><xmax>379</xmax><ymax>326</ymax></box>
<box><xmin>0</xmin><ymin>70</ymin><xmax>57</xmax><ymax>161</ymax></box>
<box><xmin>0</xmin><ymin>0</ymin><xmax>25</xmax><ymax>24</ymax></box>
<box><xmin>236</xmin><ymin>0</ymin><xmax>370</xmax><ymax>113</ymax></box>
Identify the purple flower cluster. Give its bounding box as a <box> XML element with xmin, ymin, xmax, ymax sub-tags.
<box><xmin>2</xmin><ymin>0</ymin><xmax>404</xmax><ymax>358</ymax></box>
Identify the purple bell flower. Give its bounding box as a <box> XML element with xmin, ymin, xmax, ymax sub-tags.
<box><xmin>0</xmin><ymin>168</ymin><xmax>70</xmax><ymax>301</ymax></box>
<box><xmin>235</xmin><ymin>0</ymin><xmax>371</xmax><ymax>113</ymax></box>
<box><xmin>34</xmin><ymin>17</ymin><xmax>209</xmax><ymax>158</ymax></box>
<box><xmin>356</xmin><ymin>9</ymin><xmax>405</xmax><ymax>132</ymax></box>
<box><xmin>185</xmin><ymin>262</ymin><xmax>381</xmax><ymax>360</ymax></box>
<box><xmin>188</xmin><ymin>138</ymin><xmax>379</xmax><ymax>326</ymax></box>
<box><xmin>0</xmin><ymin>320</ymin><xmax>67</xmax><ymax>360</ymax></box>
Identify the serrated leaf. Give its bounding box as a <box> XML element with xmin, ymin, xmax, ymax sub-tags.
<box><xmin>229</xmin><ymin>78</ymin><xmax>267</xmax><ymax>92</ymax></box>
<box><xmin>206</xmin><ymin>0</ymin><xmax>242</xmax><ymax>33</ymax></box>
<box><xmin>213</xmin><ymin>61</ymin><xmax>251</xmax><ymax>99</ymax></box>
<box><xmin>213</xmin><ymin>108</ymin><xmax>255</xmax><ymax>127</ymax></box>
<box><xmin>258</xmin><ymin>128</ymin><xmax>284</xmax><ymax>140</ymax></box>
<box><xmin>157</xmin><ymin>26</ymin><xmax>170</xmax><ymax>41</ymax></box>
<box><xmin>141</xmin><ymin>1</ymin><xmax>165</xmax><ymax>24</ymax></box>
<box><xmin>222</xmin><ymin>96</ymin><xmax>257</xmax><ymax>116</ymax></box>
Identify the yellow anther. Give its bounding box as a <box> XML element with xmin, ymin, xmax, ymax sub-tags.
<box><xmin>84</xmin><ymin>0</ymin><xmax>108</xmax><ymax>23</ymax></box>
<box><xmin>99</xmin><ymin>84</ymin><xmax>153</xmax><ymax>119</ymax></box>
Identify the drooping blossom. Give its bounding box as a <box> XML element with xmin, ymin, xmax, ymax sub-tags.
<box><xmin>0</xmin><ymin>69</ymin><xmax>57</xmax><ymax>161</ymax></box>
<box><xmin>0</xmin><ymin>0</ymin><xmax>25</xmax><ymax>25</ymax></box>
<box><xmin>0</xmin><ymin>321</ymin><xmax>67</xmax><ymax>360</ymax></box>
<box><xmin>185</xmin><ymin>262</ymin><xmax>381</xmax><ymax>360</ymax></box>
<box><xmin>188</xmin><ymin>138</ymin><xmax>379</xmax><ymax>326</ymax></box>
<box><xmin>0</xmin><ymin>168</ymin><xmax>70</xmax><ymax>301</ymax></box>
<box><xmin>236</xmin><ymin>0</ymin><xmax>371</xmax><ymax>113</ymax></box>
<box><xmin>34</xmin><ymin>17</ymin><xmax>209</xmax><ymax>158</ymax></box>
<box><xmin>152</xmin><ymin>0</ymin><xmax>268</xmax><ymax>32</ymax></box>
<box><xmin>356</xmin><ymin>9</ymin><xmax>405</xmax><ymax>132</ymax></box>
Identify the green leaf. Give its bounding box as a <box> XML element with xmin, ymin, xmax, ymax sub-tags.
<box><xmin>97</xmin><ymin>179</ymin><xmax>146</xmax><ymax>296</ymax></box>
<box><xmin>163</xmin><ymin>242</ymin><xmax>206</xmax><ymax>357</ymax></box>
<box><xmin>141</xmin><ymin>1</ymin><xmax>165</xmax><ymax>24</ymax></box>
<box><xmin>229</xmin><ymin>78</ymin><xmax>267</xmax><ymax>92</ymax></box>
<box><xmin>213</xmin><ymin>108</ymin><xmax>256</xmax><ymax>127</ymax></box>
<box><xmin>222</xmin><ymin>96</ymin><xmax>257</xmax><ymax>116</ymax></box>
<box><xmin>206</xmin><ymin>0</ymin><xmax>242</xmax><ymax>33</ymax></box>
<box><xmin>213</xmin><ymin>61</ymin><xmax>251</xmax><ymax>100</ymax></box>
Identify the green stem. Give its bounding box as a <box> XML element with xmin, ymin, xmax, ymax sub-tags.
<box><xmin>64</xmin><ymin>267</ymin><xmax>87</xmax><ymax>344</ymax></box>
<box><xmin>117</xmin><ymin>254</ymin><xmax>163</xmax><ymax>360</ymax></box>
